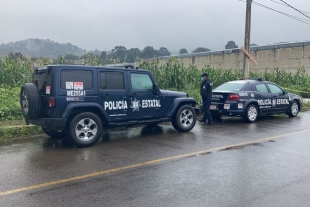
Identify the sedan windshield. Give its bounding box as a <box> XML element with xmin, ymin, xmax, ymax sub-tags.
<box><xmin>214</xmin><ymin>83</ymin><xmax>245</xmax><ymax>92</ymax></box>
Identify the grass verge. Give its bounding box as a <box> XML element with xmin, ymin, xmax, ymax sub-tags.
<box><xmin>302</xmin><ymin>101</ymin><xmax>310</xmax><ymax>111</ymax></box>
<box><xmin>0</xmin><ymin>124</ymin><xmax>43</xmax><ymax>139</ymax></box>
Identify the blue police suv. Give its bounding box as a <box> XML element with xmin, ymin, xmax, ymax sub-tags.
<box><xmin>20</xmin><ymin>65</ymin><xmax>197</xmax><ymax>147</ymax></box>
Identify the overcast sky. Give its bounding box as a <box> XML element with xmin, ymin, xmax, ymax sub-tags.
<box><xmin>1</xmin><ymin>0</ymin><xmax>310</xmax><ymax>53</ymax></box>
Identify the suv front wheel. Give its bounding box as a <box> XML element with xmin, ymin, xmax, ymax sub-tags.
<box><xmin>68</xmin><ymin>112</ymin><xmax>103</xmax><ymax>147</ymax></box>
<box><xmin>172</xmin><ymin>105</ymin><xmax>196</xmax><ymax>132</ymax></box>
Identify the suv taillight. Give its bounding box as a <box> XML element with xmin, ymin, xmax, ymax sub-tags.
<box><xmin>227</xmin><ymin>94</ymin><xmax>239</xmax><ymax>101</ymax></box>
<box><xmin>49</xmin><ymin>97</ymin><xmax>55</xmax><ymax>107</ymax></box>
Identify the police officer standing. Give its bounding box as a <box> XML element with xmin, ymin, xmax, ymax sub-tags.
<box><xmin>199</xmin><ymin>73</ymin><xmax>213</xmax><ymax>125</ymax></box>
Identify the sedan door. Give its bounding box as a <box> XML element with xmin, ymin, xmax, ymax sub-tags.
<box><xmin>267</xmin><ymin>83</ymin><xmax>290</xmax><ymax>113</ymax></box>
<box><xmin>252</xmin><ymin>83</ymin><xmax>274</xmax><ymax>114</ymax></box>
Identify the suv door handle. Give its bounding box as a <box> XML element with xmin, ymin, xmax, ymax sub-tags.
<box><xmin>103</xmin><ymin>93</ymin><xmax>109</xmax><ymax>98</ymax></box>
<box><xmin>130</xmin><ymin>93</ymin><xmax>137</xmax><ymax>98</ymax></box>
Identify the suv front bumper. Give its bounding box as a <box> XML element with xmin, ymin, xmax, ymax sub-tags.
<box><xmin>28</xmin><ymin>118</ymin><xmax>67</xmax><ymax>130</ymax></box>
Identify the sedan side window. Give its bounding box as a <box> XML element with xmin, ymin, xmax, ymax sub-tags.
<box><xmin>268</xmin><ymin>84</ymin><xmax>283</xmax><ymax>95</ymax></box>
<box><xmin>254</xmin><ymin>84</ymin><xmax>269</xmax><ymax>93</ymax></box>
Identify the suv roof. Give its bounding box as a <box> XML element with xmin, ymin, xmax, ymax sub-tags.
<box><xmin>39</xmin><ymin>64</ymin><xmax>145</xmax><ymax>72</ymax></box>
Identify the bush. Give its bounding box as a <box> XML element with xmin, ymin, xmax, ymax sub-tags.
<box><xmin>0</xmin><ymin>88</ymin><xmax>23</xmax><ymax>120</ymax></box>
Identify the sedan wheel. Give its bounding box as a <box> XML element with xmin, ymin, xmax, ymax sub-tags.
<box><xmin>244</xmin><ymin>104</ymin><xmax>258</xmax><ymax>123</ymax></box>
<box><xmin>288</xmin><ymin>101</ymin><xmax>299</xmax><ymax>117</ymax></box>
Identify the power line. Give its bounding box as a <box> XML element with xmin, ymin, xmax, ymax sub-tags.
<box><xmin>269</xmin><ymin>0</ymin><xmax>310</xmax><ymax>15</ymax></box>
<box><xmin>279</xmin><ymin>0</ymin><xmax>310</xmax><ymax>19</ymax></box>
<box><xmin>239</xmin><ymin>0</ymin><xmax>310</xmax><ymax>26</ymax></box>
<box><xmin>252</xmin><ymin>1</ymin><xmax>310</xmax><ymax>24</ymax></box>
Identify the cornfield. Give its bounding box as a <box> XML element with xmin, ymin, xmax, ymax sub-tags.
<box><xmin>0</xmin><ymin>57</ymin><xmax>33</xmax><ymax>88</ymax></box>
<box><xmin>1</xmin><ymin>56</ymin><xmax>310</xmax><ymax>95</ymax></box>
<box><xmin>138</xmin><ymin>57</ymin><xmax>310</xmax><ymax>99</ymax></box>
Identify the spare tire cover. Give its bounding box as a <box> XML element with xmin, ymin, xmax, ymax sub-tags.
<box><xmin>20</xmin><ymin>83</ymin><xmax>41</xmax><ymax>120</ymax></box>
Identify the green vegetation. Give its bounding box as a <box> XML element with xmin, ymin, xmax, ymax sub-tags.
<box><xmin>0</xmin><ymin>87</ymin><xmax>23</xmax><ymax>120</ymax></box>
<box><xmin>0</xmin><ymin>125</ymin><xmax>42</xmax><ymax>139</ymax></box>
<box><xmin>0</xmin><ymin>57</ymin><xmax>33</xmax><ymax>88</ymax></box>
<box><xmin>1</xmin><ymin>57</ymin><xmax>310</xmax><ymax>121</ymax></box>
<box><xmin>138</xmin><ymin>58</ymin><xmax>310</xmax><ymax>101</ymax></box>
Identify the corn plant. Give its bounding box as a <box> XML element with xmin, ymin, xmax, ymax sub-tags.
<box><xmin>0</xmin><ymin>56</ymin><xmax>33</xmax><ymax>89</ymax></box>
<box><xmin>137</xmin><ymin>58</ymin><xmax>310</xmax><ymax>98</ymax></box>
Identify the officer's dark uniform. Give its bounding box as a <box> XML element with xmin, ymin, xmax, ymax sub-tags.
<box><xmin>200</xmin><ymin>73</ymin><xmax>213</xmax><ymax>125</ymax></box>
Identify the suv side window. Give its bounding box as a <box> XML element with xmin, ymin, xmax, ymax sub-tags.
<box><xmin>268</xmin><ymin>84</ymin><xmax>283</xmax><ymax>95</ymax></box>
<box><xmin>130</xmin><ymin>73</ymin><xmax>153</xmax><ymax>90</ymax></box>
<box><xmin>61</xmin><ymin>70</ymin><xmax>93</xmax><ymax>90</ymax></box>
<box><xmin>100</xmin><ymin>72</ymin><xmax>124</xmax><ymax>90</ymax></box>
<box><xmin>254</xmin><ymin>84</ymin><xmax>269</xmax><ymax>93</ymax></box>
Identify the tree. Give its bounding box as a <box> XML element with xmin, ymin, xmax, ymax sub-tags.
<box><xmin>250</xmin><ymin>43</ymin><xmax>258</xmax><ymax>47</ymax></box>
<box><xmin>157</xmin><ymin>47</ymin><xmax>171</xmax><ymax>57</ymax></box>
<box><xmin>192</xmin><ymin>47</ymin><xmax>210</xmax><ymax>53</ymax></box>
<box><xmin>225</xmin><ymin>41</ymin><xmax>238</xmax><ymax>49</ymax></box>
<box><xmin>141</xmin><ymin>46</ymin><xmax>156</xmax><ymax>59</ymax></box>
<box><xmin>111</xmin><ymin>46</ymin><xmax>127</xmax><ymax>63</ymax></box>
<box><xmin>178</xmin><ymin>48</ymin><xmax>188</xmax><ymax>55</ymax></box>
<box><xmin>80</xmin><ymin>52</ymin><xmax>99</xmax><ymax>59</ymax></box>
<box><xmin>58</xmin><ymin>55</ymin><xmax>65</xmax><ymax>64</ymax></box>
<box><xmin>64</xmin><ymin>53</ymin><xmax>79</xmax><ymax>60</ymax></box>
<box><xmin>80</xmin><ymin>53</ymin><xmax>100</xmax><ymax>65</ymax></box>
<box><xmin>8</xmin><ymin>52</ymin><xmax>24</xmax><ymax>60</ymax></box>
<box><xmin>126</xmin><ymin>48</ymin><xmax>141</xmax><ymax>63</ymax></box>
<box><xmin>100</xmin><ymin>51</ymin><xmax>107</xmax><ymax>64</ymax></box>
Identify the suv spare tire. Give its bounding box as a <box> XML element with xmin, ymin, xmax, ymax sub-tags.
<box><xmin>20</xmin><ymin>83</ymin><xmax>41</xmax><ymax>120</ymax></box>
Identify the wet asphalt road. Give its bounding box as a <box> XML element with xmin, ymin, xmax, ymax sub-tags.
<box><xmin>1</xmin><ymin>112</ymin><xmax>310</xmax><ymax>207</ymax></box>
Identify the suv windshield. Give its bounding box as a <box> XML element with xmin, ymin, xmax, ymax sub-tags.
<box><xmin>214</xmin><ymin>82</ymin><xmax>245</xmax><ymax>92</ymax></box>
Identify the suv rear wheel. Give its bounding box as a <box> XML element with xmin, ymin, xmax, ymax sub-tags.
<box><xmin>172</xmin><ymin>105</ymin><xmax>196</xmax><ymax>132</ymax></box>
<box><xmin>68</xmin><ymin>112</ymin><xmax>103</xmax><ymax>147</ymax></box>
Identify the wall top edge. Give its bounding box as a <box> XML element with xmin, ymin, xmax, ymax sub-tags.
<box><xmin>147</xmin><ymin>41</ymin><xmax>310</xmax><ymax>61</ymax></box>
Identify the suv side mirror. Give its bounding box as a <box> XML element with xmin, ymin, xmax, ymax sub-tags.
<box><xmin>153</xmin><ymin>83</ymin><xmax>160</xmax><ymax>95</ymax></box>
<box><xmin>283</xmin><ymin>90</ymin><xmax>288</xmax><ymax>95</ymax></box>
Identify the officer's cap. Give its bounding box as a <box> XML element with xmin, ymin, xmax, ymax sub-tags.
<box><xmin>201</xmin><ymin>73</ymin><xmax>208</xmax><ymax>77</ymax></box>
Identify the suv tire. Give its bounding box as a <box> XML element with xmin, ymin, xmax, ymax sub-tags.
<box><xmin>20</xmin><ymin>83</ymin><xmax>41</xmax><ymax>120</ymax></box>
<box><xmin>42</xmin><ymin>127</ymin><xmax>66</xmax><ymax>139</ymax></box>
<box><xmin>172</xmin><ymin>105</ymin><xmax>196</xmax><ymax>132</ymax></box>
<box><xmin>68</xmin><ymin>112</ymin><xmax>103</xmax><ymax>147</ymax></box>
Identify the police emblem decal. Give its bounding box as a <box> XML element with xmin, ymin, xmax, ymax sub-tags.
<box><xmin>130</xmin><ymin>98</ymin><xmax>141</xmax><ymax>112</ymax></box>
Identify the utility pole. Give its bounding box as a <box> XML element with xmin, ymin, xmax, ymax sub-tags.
<box><xmin>243</xmin><ymin>0</ymin><xmax>252</xmax><ymax>79</ymax></box>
